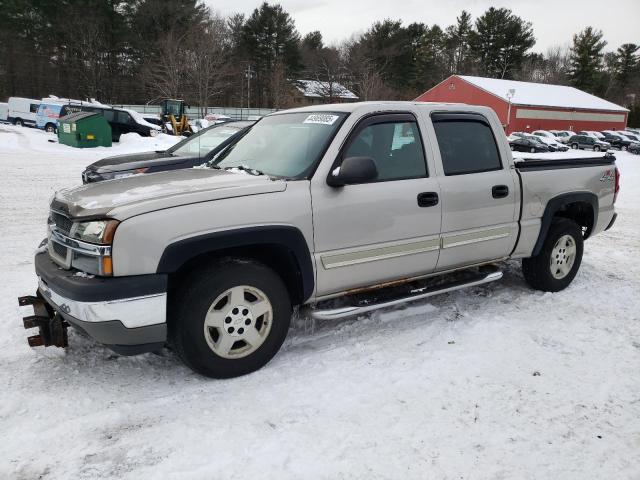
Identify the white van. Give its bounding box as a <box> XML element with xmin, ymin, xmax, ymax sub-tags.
<box><xmin>8</xmin><ymin>97</ymin><xmax>42</xmax><ymax>127</ymax></box>
<box><xmin>0</xmin><ymin>102</ymin><xmax>8</xmax><ymax>122</ymax></box>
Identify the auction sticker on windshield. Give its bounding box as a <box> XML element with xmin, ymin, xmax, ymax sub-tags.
<box><xmin>303</xmin><ymin>114</ymin><xmax>340</xmax><ymax>125</ymax></box>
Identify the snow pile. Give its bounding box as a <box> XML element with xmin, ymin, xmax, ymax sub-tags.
<box><xmin>0</xmin><ymin>124</ymin><xmax>180</xmax><ymax>160</ymax></box>
<box><xmin>0</xmin><ymin>138</ymin><xmax>638</xmax><ymax>478</ymax></box>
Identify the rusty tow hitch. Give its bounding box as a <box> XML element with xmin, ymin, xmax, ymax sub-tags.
<box><xmin>18</xmin><ymin>295</ymin><xmax>69</xmax><ymax>348</ymax></box>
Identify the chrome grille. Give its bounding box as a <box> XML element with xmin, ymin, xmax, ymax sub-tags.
<box><xmin>52</xmin><ymin>241</ymin><xmax>67</xmax><ymax>258</ymax></box>
<box><xmin>52</xmin><ymin>212</ymin><xmax>73</xmax><ymax>235</ymax></box>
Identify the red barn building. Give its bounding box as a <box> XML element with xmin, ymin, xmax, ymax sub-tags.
<box><xmin>415</xmin><ymin>75</ymin><xmax>628</xmax><ymax>134</ymax></box>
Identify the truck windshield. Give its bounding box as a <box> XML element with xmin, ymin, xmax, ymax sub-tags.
<box><xmin>212</xmin><ymin>112</ymin><xmax>347</xmax><ymax>179</ymax></box>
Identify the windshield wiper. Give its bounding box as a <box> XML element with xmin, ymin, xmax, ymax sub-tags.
<box><xmin>224</xmin><ymin>165</ymin><xmax>265</xmax><ymax>176</ymax></box>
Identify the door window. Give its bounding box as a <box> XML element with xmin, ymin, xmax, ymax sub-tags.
<box><xmin>432</xmin><ymin>118</ymin><xmax>502</xmax><ymax>176</ymax></box>
<box><xmin>343</xmin><ymin>120</ymin><xmax>426</xmax><ymax>181</ymax></box>
<box><xmin>102</xmin><ymin>110</ymin><xmax>115</xmax><ymax>122</ymax></box>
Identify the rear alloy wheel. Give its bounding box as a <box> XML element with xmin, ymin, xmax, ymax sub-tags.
<box><xmin>594</xmin><ymin>145</ymin><xmax>601</xmax><ymax>152</ymax></box>
<box><xmin>522</xmin><ymin>218</ymin><xmax>583</xmax><ymax>292</ymax></box>
<box><xmin>571</xmin><ymin>143</ymin><xmax>578</xmax><ymax>149</ymax></box>
<box><xmin>530</xmin><ymin>147</ymin><xmax>536</xmax><ymax>153</ymax></box>
<box><xmin>170</xmin><ymin>259</ymin><xmax>292</xmax><ymax>378</ymax></box>
<box><xmin>622</xmin><ymin>145</ymin><xmax>628</xmax><ymax>151</ymax></box>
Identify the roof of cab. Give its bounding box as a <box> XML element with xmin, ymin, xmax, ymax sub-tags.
<box><xmin>269</xmin><ymin>100</ymin><xmax>480</xmax><ymax>116</ymax></box>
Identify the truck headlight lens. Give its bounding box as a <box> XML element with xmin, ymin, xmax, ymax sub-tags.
<box><xmin>73</xmin><ymin>219</ymin><xmax>119</xmax><ymax>245</ymax></box>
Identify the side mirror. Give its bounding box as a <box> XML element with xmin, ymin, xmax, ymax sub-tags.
<box><xmin>328</xmin><ymin>156</ymin><xmax>378</xmax><ymax>187</ymax></box>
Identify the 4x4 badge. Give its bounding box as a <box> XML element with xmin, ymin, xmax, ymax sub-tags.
<box><xmin>600</xmin><ymin>170</ymin><xmax>615</xmax><ymax>182</ymax></box>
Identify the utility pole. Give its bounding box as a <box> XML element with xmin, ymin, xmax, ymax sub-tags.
<box><xmin>245</xmin><ymin>65</ymin><xmax>254</xmax><ymax>110</ymax></box>
<box><xmin>505</xmin><ymin>88</ymin><xmax>516</xmax><ymax>133</ymax></box>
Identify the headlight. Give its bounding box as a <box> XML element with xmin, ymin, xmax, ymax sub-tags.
<box><xmin>73</xmin><ymin>219</ymin><xmax>119</xmax><ymax>245</ymax></box>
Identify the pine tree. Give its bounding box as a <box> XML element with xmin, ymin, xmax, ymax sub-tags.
<box><xmin>241</xmin><ymin>2</ymin><xmax>301</xmax><ymax>107</ymax></box>
<box><xmin>614</xmin><ymin>43</ymin><xmax>639</xmax><ymax>96</ymax></box>
<box><xmin>567</xmin><ymin>27</ymin><xmax>607</xmax><ymax>94</ymax></box>
<box><xmin>470</xmin><ymin>7</ymin><xmax>535</xmax><ymax>79</ymax></box>
<box><xmin>444</xmin><ymin>10</ymin><xmax>474</xmax><ymax>74</ymax></box>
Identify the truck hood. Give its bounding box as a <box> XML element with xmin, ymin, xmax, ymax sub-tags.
<box><xmin>54</xmin><ymin>168</ymin><xmax>287</xmax><ymax>219</ymax></box>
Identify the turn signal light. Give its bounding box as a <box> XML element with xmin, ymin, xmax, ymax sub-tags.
<box><xmin>101</xmin><ymin>256</ymin><xmax>113</xmax><ymax>276</ymax></box>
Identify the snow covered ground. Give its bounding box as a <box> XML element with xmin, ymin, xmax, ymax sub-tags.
<box><xmin>1</xmin><ymin>125</ymin><xmax>639</xmax><ymax>479</ymax></box>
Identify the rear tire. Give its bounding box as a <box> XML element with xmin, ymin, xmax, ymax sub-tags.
<box><xmin>622</xmin><ymin>145</ymin><xmax>628</xmax><ymax>151</ymax></box>
<box><xmin>45</xmin><ymin>123</ymin><xmax>56</xmax><ymax>133</ymax></box>
<box><xmin>170</xmin><ymin>259</ymin><xmax>292</xmax><ymax>378</ymax></box>
<box><xmin>530</xmin><ymin>147</ymin><xmax>536</xmax><ymax>153</ymax></box>
<box><xmin>14</xmin><ymin>118</ymin><xmax>24</xmax><ymax>127</ymax></box>
<box><xmin>594</xmin><ymin>145</ymin><xmax>601</xmax><ymax>152</ymax></box>
<box><xmin>571</xmin><ymin>143</ymin><xmax>578</xmax><ymax>149</ymax></box>
<box><xmin>522</xmin><ymin>218</ymin><xmax>583</xmax><ymax>292</ymax></box>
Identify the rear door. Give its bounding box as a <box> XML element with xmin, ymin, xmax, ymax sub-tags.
<box><xmin>430</xmin><ymin>112</ymin><xmax>519</xmax><ymax>271</ymax></box>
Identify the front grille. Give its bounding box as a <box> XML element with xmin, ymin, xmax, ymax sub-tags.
<box><xmin>52</xmin><ymin>212</ymin><xmax>73</xmax><ymax>235</ymax></box>
<box><xmin>52</xmin><ymin>241</ymin><xmax>67</xmax><ymax>258</ymax></box>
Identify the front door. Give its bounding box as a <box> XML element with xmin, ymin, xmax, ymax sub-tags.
<box><xmin>311</xmin><ymin>113</ymin><xmax>442</xmax><ymax>297</ymax></box>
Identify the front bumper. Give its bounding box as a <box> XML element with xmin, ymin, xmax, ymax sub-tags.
<box><xmin>31</xmin><ymin>252</ymin><xmax>168</xmax><ymax>355</ymax></box>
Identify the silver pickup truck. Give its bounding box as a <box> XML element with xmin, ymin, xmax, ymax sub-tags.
<box><xmin>19</xmin><ymin>102</ymin><xmax>620</xmax><ymax>378</ymax></box>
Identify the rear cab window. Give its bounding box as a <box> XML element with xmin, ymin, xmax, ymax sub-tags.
<box><xmin>431</xmin><ymin>113</ymin><xmax>502</xmax><ymax>176</ymax></box>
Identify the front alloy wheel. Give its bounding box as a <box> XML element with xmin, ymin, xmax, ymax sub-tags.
<box><xmin>170</xmin><ymin>259</ymin><xmax>292</xmax><ymax>378</ymax></box>
<box><xmin>203</xmin><ymin>285</ymin><xmax>273</xmax><ymax>359</ymax></box>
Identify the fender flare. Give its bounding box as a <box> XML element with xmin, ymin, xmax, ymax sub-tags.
<box><xmin>156</xmin><ymin>225</ymin><xmax>315</xmax><ymax>302</ymax></box>
<box><xmin>532</xmin><ymin>192</ymin><xmax>598</xmax><ymax>256</ymax></box>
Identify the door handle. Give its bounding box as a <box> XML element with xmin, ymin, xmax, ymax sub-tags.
<box><xmin>417</xmin><ymin>192</ymin><xmax>439</xmax><ymax>207</ymax></box>
<box><xmin>492</xmin><ymin>185</ymin><xmax>509</xmax><ymax>199</ymax></box>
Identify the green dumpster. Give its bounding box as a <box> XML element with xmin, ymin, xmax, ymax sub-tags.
<box><xmin>58</xmin><ymin>111</ymin><xmax>112</xmax><ymax>148</ymax></box>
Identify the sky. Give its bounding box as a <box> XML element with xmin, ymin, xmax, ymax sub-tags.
<box><xmin>204</xmin><ymin>0</ymin><xmax>639</xmax><ymax>52</ymax></box>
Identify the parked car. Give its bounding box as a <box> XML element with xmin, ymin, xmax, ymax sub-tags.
<box><xmin>7</xmin><ymin>97</ymin><xmax>41</xmax><ymax>127</ymax></box>
<box><xmin>601</xmin><ymin>131</ymin><xmax>637</xmax><ymax>151</ymax></box>
<box><xmin>63</xmin><ymin>104</ymin><xmax>161</xmax><ymax>141</ymax></box>
<box><xmin>36</xmin><ymin>98</ymin><xmax>92</xmax><ymax>133</ymax></box>
<box><xmin>550</xmin><ymin>130</ymin><xmax>575</xmax><ymax>144</ymax></box>
<box><xmin>509</xmin><ymin>136</ymin><xmax>550</xmax><ymax>153</ymax></box>
<box><xmin>568</xmin><ymin>134</ymin><xmax>610</xmax><ymax>151</ymax></box>
<box><xmin>529</xmin><ymin>133</ymin><xmax>568</xmax><ymax>152</ymax></box>
<box><xmin>620</xmin><ymin>131</ymin><xmax>640</xmax><ymax>142</ymax></box>
<box><xmin>578</xmin><ymin>131</ymin><xmax>606</xmax><ymax>140</ymax></box>
<box><xmin>82</xmin><ymin>121</ymin><xmax>254</xmax><ymax>183</ymax></box>
<box><xmin>20</xmin><ymin>102</ymin><xmax>619</xmax><ymax>378</ymax></box>
<box><xmin>531</xmin><ymin>130</ymin><xmax>556</xmax><ymax>139</ymax></box>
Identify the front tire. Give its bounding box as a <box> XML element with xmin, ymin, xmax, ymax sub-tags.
<box><xmin>571</xmin><ymin>143</ymin><xmax>578</xmax><ymax>150</ymax></box>
<box><xmin>522</xmin><ymin>218</ymin><xmax>583</xmax><ymax>292</ymax></box>
<box><xmin>14</xmin><ymin>118</ymin><xmax>24</xmax><ymax>127</ymax></box>
<box><xmin>530</xmin><ymin>147</ymin><xmax>536</xmax><ymax>153</ymax></box>
<box><xmin>594</xmin><ymin>145</ymin><xmax>601</xmax><ymax>152</ymax></box>
<box><xmin>45</xmin><ymin>123</ymin><xmax>56</xmax><ymax>133</ymax></box>
<box><xmin>170</xmin><ymin>259</ymin><xmax>292</xmax><ymax>378</ymax></box>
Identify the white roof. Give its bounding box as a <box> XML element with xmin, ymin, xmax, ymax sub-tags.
<box><xmin>458</xmin><ymin>75</ymin><xmax>628</xmax><ymax>112</ymax></box>
<box><xmin>295</xmin><ymin>80</ymin><xmax>358</xmax><ymax>100</ymax></box>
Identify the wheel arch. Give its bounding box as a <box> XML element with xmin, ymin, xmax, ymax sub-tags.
<box><xmin>157</xmin><ymin>226</ymin><xmax>315</xmax><ymax>305</ymax></box>
<box><xmin>532</xmin><ymin>192</ymin><xmax>598</xmax><ymax>256</ymax></box>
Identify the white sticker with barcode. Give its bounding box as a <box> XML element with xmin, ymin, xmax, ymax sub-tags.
<box><xmin>303</xmin><ymin>114</ymin><xmax>339</xmax><ymax>125</ymax></box>
<box><xmin>63</xmin><ymin>124</ymin><xmax>70</xmax><ymax>133</ymax></box>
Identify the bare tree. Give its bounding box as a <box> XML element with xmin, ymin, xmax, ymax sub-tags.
<box><xmin>185</xmin><ymin>15</ymin><xmax>231</xmax><ymax>116</ymax></box>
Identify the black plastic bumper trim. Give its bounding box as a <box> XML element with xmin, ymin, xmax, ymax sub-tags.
<box><xmin>35</xmin><ymin>252</ymin><xmax>167</xmax><ymax>303</ymax></box>
<box><xmin>605</xmin><ymin>213</ymin><xmax>617</xmax><ymax>231</ymax></box>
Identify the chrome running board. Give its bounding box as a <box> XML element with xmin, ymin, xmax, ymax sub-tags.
<box><xmin>308</xmin><ymin>268</ymin><xmax>503</xmax><ymax>320</ymax></box>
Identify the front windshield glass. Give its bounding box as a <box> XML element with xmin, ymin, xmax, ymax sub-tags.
<box><xmin>169</xmin><ymin>125</ymin><xmax>242</xmax><ymax>158</ymax></box>
<box><xmin>212</xmin><ymin>112</ymin><xmax>347</xmax><ymax>178</ymax></box>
